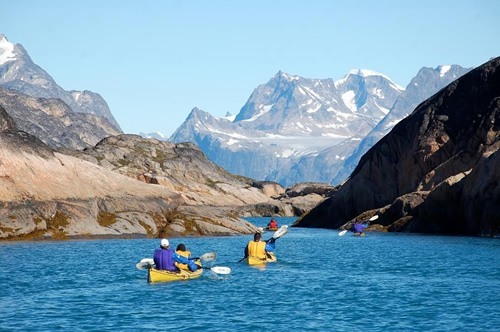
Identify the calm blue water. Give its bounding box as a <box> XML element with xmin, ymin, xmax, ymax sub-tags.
<box><xmin>1</xmin><ymin>217</ymin><xmax>499</xmax><ymax>331</ymax></box>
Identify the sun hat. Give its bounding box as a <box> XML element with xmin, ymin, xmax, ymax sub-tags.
<box><xmin>160</xmin><ymin>238</ymin><xmax>169</xmax><ymax>247</ymax></box>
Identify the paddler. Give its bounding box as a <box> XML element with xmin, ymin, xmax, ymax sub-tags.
<box><xmin>352</xmin><ymin>219</ymin><xmax>368</xmax><ymax>236</ymax></box>
<box><xmin>243</xmin><ymin>232</ymin><xmax>275</xmax><ymax>261</ymax></box>
<box><xmin>175</xmin><ymin>243</ymin><xmax>192</xmax><ymax>271</ymax></box>
<box><xmin>153</xmin><ymin>239</ymin><xmax>200</xmax><ymax>272</ymax></box>
<box><xmin>267</xmin><ymin>218</ymin><xmax>278</xmax><ymax>229</ymax></box>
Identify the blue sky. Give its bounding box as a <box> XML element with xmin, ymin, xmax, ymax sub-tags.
<box><xmin>2</xmin><ymin>0</ymin><xmax>499</xmax><ymax>136</ymax></box>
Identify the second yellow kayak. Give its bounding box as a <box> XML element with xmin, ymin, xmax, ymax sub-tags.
<box><xmin>247</xmin><ymin>252</ymin><xmax>277</xmax><ymax>266</ymax></box>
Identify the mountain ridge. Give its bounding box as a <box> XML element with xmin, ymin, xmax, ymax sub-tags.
<box><xmin>168</xmin><ymin>65</ymin><xmax>470</xmax><ymax>186</ymax></box>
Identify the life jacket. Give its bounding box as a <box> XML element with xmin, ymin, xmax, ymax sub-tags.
<box><xmin>153</xmin><ymin>248</ymin><xmax>177</xmax><ymax>271</ymax></box>
<box><xmin>269</xmin><ymin>220</ymin><xmax>278</xmax><ymax>228</ymax></box>
<box><xmin>175</xmin><ymin>250</ymin><xmax>191</xmax><ymax>270</ymax></box>
<box><xmin>247</xmin><ymin>241</ymin><xmax>267</xmax><ymax>259</ymax></box>
<box><xmin>353</xmin><ymin>223</ymin><xmax>364</xmax><ymax>233</ymax></box>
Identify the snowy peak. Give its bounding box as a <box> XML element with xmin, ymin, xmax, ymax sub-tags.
<box><xmin>230</xmin><ymin>69</ymin><xmax>403</xmax><ymax>137</ymax></box>
<box><xmin>335</xmin><ymin>68</ymin><xmax>405</xmax><ymax>91</ymax></box>
<box><xmin>274</xmin><ymin>70</ymin><xmax>301</xmax><ymax>83</ymax></box>
<box><xmin>438</xmin><ymin>65</ymin><xmax>452</xmax><ymax>77</ymax></box>
<box><xmin>0</xmin><ymin>34</ymin><xmax>17</xmax><ymax>66</ymax></box>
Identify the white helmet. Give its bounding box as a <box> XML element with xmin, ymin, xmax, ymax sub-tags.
<box><xmin>160</xmin><ymin>238</ymin><xmax>169</xmax><ymax>248</ymax></box>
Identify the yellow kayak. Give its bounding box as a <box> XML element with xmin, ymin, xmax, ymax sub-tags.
<box><xmin>148</xmin><ymin>266</ymin><xmax>203</xmax><ymax>283</ymax></box>
<box><xmin>247</xmin><ymin>252</ymin><xmax>277</xmax><ymax>266</ymax></box>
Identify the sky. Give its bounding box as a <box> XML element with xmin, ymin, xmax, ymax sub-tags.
<box><xmin>2</xmin><ymin>0</ymin><xmax>499</xmax><ymax>137</ymax></box>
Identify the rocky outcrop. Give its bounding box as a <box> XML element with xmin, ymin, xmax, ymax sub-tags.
<box><xmin>70</xmin><ymin>134</ymin><xmax>275</xmax><ymax>206</ymax></box>
<box><xmin>69</xmin><ymin>134</ymin><xmax>330</xmax><ymax>215</ymax></box>
<box><xmin>295</xmin><ymin>57</ymin><xmax>500</xmax><ymax>236</ymax></box>
<box><xmin>0</xmin><ymin>123</ymin><xmax>328</xmax><ymax>240</ymax></box>
<box><xmin>0</xmin><ymin>88</ymin><xmax>121</xmax><ymax>149</ymax></box>
<box><xmin>0</xmin><ymin>125</ymin><xmax>261</xmax><ymax>240</ymax></box>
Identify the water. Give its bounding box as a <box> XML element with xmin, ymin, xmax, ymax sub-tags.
<box><xmin>1</xmin><ymin>217</ymin><xmax>499</xmax><ymax>331</ymax></box>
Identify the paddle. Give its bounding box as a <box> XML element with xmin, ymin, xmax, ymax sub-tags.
<box><xmin>136</xmin><ymin>258</ymin><xmax>154</xmax><ymax>270</ymax></box>
<box><xmin>338</xmin><ymin>215</ymin><xmax>379</xmax><ymax>236</ymax></box>
<box><xmin>272</xmin><ymin>225</ymin><xmax>288</xmax><ymax>239</ymax></box>
<box><xmin>197</xmin><ymin>266</ymin><xmax>232</xmax><ymax>275</ymax></box>
<box><xmin>191</xmin><ymin>252</ymin><xmax>217</xmax><ymax>262</ymax></box>
<box><xmin>238</xmin><ymin>225</ymin><xmax>288</xmax><ymax>262</ymax></box>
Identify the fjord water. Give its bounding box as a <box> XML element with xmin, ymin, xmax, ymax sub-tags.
<box><xmin>1</xmin><ymin>217</ymin><xmax>499</xmax><ymax>331</ymax></box>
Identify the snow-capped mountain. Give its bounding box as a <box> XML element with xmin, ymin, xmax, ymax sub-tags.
<box><xmin>0</xmin><ymin>34</ymin><xmax>121</xmax><ymax>131</ymax></box>
<box><xmin>170</xmin><ymin>70</ymin><xmax>405</xmax><ymax>185</ymax></box>
<box><xmin>169</xmin><ymin>65</ymin><xmax>470</xmax><ymax>187</ymax></box>
<box><xmin>332</xmin><ymin>64</ymin><xmax>471</xmax><ymax>184</ymax></box>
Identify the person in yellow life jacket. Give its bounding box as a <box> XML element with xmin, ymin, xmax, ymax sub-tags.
<box><xmin>244</xmin><ymin>232</ymin><xmax>274</xmax><ymax>261</ymax></box>
<box><xmin>175</xmin><ymin>243</ymin><xmax>191</xmax><ymax>270</ymax></box>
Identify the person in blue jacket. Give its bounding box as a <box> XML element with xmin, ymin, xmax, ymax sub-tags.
<box><xmin>352</xmin><ymin>220</ymin><xmax>368</xmax><ymax>236</ymax></box>
<box><xmin>153</xmin><ymin>238</ymin><xmax>200</xmax><ymax>272</ymax></box>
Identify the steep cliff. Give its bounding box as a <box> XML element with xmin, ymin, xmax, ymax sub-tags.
<box><xmin>294</xmin><ymin>57</ymin><xmax>499</xmax><ymax>236</ymax></box>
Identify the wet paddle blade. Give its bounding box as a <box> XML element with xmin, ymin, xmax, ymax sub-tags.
<box><xmin>338</xmin><ymin>230</ymin><xmax>348</xmax><ymax>236</ymax></box>
<box><xmin>210</xmin><ymin>266</ymin><xmax>231</xmax><ymax>275</ymax></box>
<box><xmin>272</xmin><ymin>225</ymin><xmax>288</xmax><ymax>239</ymax></box>
<box><xmin>198</xmin><ymin>252</ymin><xmax>217</xmax><ymax>262</ymax></box>
<box><xmin>136</xmin><ymin>258</ymin><xmax>154</xmax><ymax>270</ymax></box>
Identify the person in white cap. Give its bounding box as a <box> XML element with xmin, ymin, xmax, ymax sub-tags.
<box><xmin>153</xmin><ymin>238</ymin><xmax>199</xmax><ymax>272</ymax></box>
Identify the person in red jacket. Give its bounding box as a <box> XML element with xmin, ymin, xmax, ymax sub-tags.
<box><xmin>267</xmin><ymin>218</ymin><xmax>278</xmax><ymax>229</ymax></box>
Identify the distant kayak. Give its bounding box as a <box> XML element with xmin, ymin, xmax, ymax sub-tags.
<box><xmin>265</xmin><ymin>227</ymin><xmax>279</xmax><ymax>231</ymax></box>
<box><xmin>247</xmin><ymin>252</ymin><xmax>277</xmax><ymax>266</ymax></box>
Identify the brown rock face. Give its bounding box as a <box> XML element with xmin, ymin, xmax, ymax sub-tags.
<box><xmin>71</xmin><ymin>134</ymin><xmax>274</xmax><ymax>206</ymax></box>
<box><xmin>296</xmin><ymin>57</ymin><xmax>500</xmax><ymax>236</ymax></box>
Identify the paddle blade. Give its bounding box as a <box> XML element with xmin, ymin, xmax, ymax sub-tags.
<box><xmin>136</xmin><ymin>258</ymin><xmax>154</xmax><ymax>270</ymax></box>
<box><xmin>272</xmin><ymin>225</ymin><xmax>288</xmax><ymax>239</ymax></box>
<box><xmin>210</xmin><ymin>266</ymin><xmax>231</xmax><ymax>275</ymax></box>
<box><xmin>369</xmin><ymin>215</ymin><xmax>379</xmax><ymax>221</ymax></box>
<box><xmin>338</xmin><ymin>230</ymin><xmax>348</xmax><ymax>236</ymax></box>
<box><xmin>199</xmin><ymin>252</ymin><xmax>217</xmax><ymax>262</ymax></box>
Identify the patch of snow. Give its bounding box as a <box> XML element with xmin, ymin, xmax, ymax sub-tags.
<box><xmin>276</xmin><ymin>149</ymin><xmax>296</xmax><ymax>158</ymax></box>
<box><xmin>306</xmin><ymin>103</ymin><xmax>321</xmax><ymax>113</ymax></box>
<box><xmin>374</xmin><ymin>101</ymin><xmax>390</xmax><ymax>115</ymax></box>
<box><xmin>226</xmin><ymin>138</ymin><xmax>239</xmax><ymax>146</ymax></box>
<box><xmin>224</xmin><ymin>114</ymin><xmax>237</xmax><ymax>122</ymax></box>
<box><xmin>386</xmin><ymin>118</ymin><xmax>403</xmax><ymax>128</ymax></box>
<box><xmin>372</xmin><ymin>88</ymin><xmax>385</xmax><ymax>99</ymax></box>
<box><xmin>301</xmin><ymin>85</ymin><xmax>325</xmax><ymax>102</ymax></box>
<box><xmin>281</xmin><ymin>72</ymin><xmax>300</xmax><ymax>82</ymax></box>
<box><xmin>0</xmin><ymin>36</ymin><xmax>17</xmax><ymax>66</ymax></box>
<box><xmin>439</xmin><ymin>65</ymin><xmax>451</xmax><ymax>77</ymax></box>
<box><xmin>241</xmin><ymin>103</ymin><xmax>274</xmax><ymax>122</ymax></box>
<box><xmin>341</xmin><ymin>91</ymin><xmax>357</xmax><ymax>112</ymax></box>
<box><xmin>335</xmin><ymin>68</ymin><xmax>405</xmax><ymax>91</ymax></box>
<box><xmin>321</xmin><ymin>133</ymin><xmax>350</xmax><ymax>139</ymax></box>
